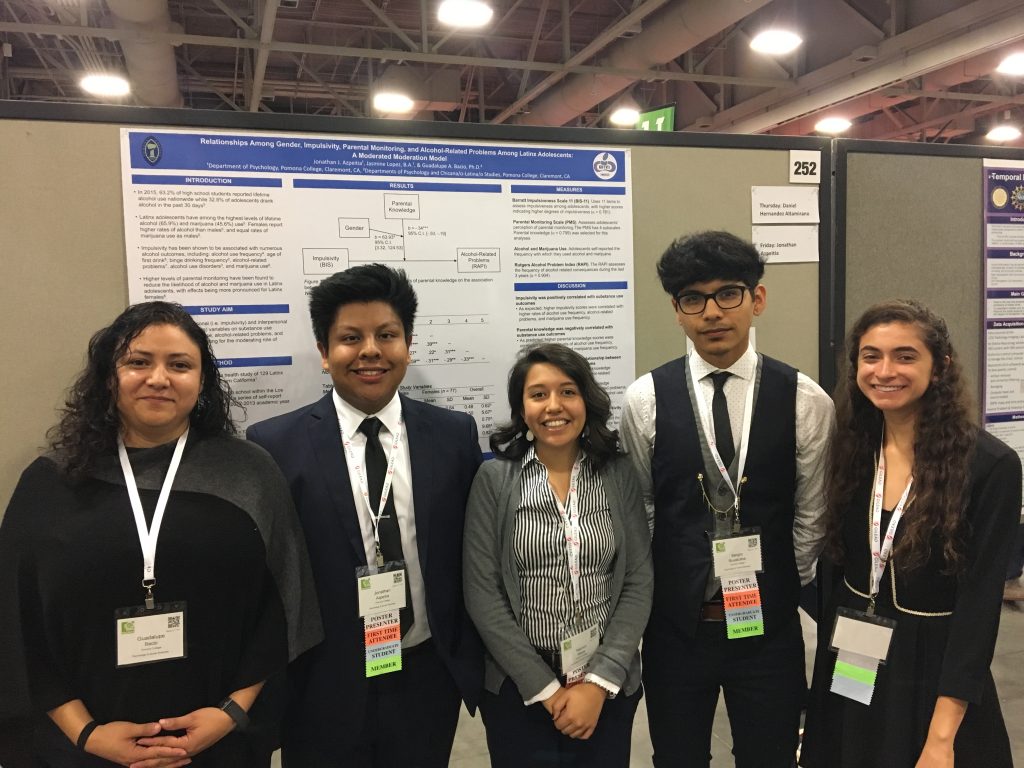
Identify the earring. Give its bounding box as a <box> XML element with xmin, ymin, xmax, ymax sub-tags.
<box><xmin>525</xmin><ymin>429</ymin><xmax>534</xmax><ymax>442</ymax></box>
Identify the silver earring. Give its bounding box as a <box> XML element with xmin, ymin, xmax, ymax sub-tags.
<box><xmin>525</xmin><ymin>429</ymin><xmax>534</xmax><ymax>442</ymax></box>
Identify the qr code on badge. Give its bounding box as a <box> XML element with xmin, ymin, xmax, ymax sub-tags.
<box><xmin>167</xmin><ymin>615</ymin><xmax>181</xmax><ymax>629</ymax></box>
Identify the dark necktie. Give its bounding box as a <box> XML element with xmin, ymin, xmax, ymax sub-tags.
<box><xmin>710</xmin><ymin>372</ymin><xmax>735</xmax><ymax>468</ymax></box>
<box><xmin>358</xmin><ymin>417</ymin><xmax>412</xmax><ymax>636</ymax></box>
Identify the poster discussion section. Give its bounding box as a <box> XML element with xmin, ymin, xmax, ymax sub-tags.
<box><xmin>120</xmin><ymin>129</ymin><xmax>635</xmax><ymax>445</ymax></box>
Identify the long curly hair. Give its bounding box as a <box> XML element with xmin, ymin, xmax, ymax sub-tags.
<box><xmin>826</xmin><ymin>299</ymin><xmax>976</xmax><ymax>573</ymax></box>
<box><xmin>48</xmin><ymin>302</ymin><xmax>241</xmax><ymax>480</ymax></box>
<box><xmin>490</xmin><ymin>343</ymin><xmax>621</xmax><ymax>469</ymax></box>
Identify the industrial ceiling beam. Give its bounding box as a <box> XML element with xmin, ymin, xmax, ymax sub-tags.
<box><xmin>249</xmin><ymin>0</ymin><xmax>280</xmax><ymax>111</ymax></box>
<box><xmin>358</xmin><ymin>0</ymin><xmax>418</xmax><ymax>51</ymax></box>
<box><xmin>706</xmin><ymin>0</ymin><xmax>1024</xmax><ymax>133</ymax></box>
<box><xmin>0</xmin><ymin>20</ymin><xmax>788</xmax><ymax>87</ymax></box>
<box><xmin>491</xmin><ymin>0</ymin><xmax>675</xmax><ymax>124</ymax></box>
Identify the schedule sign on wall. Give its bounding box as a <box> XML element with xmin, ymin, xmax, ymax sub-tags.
<box><xmin>983</xmin><ymin>158</ymin><xmax>1024</xmax><ymax>473</ymax></box>
<box><xmin>119</xmin><ymin>129</ymin><xmax>635</xmax><ymax>446</ymax></box>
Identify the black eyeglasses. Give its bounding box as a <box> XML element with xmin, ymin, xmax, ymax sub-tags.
<box><xmin>674</xmin><ymin>285</ymin><xmax>750</xmax><ymax>315</ymax></box>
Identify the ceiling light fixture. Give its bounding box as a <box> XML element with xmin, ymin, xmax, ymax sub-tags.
<box><xmin>996</xmin><ymin>52</ymin><xmax>1024</xmax><ymax>75</ymax></box>
<box><xmin>438</xmin><ymin>0</ymin><xmax>493</xmax><ymax>28</ymax></box>
<box><xmin>815</xmin><ymin>116</ymin><xmax>852</xmax><ymax>134</ymax></box>
<box><xmin>609</xmin><ymin>106</ymin><xmax>640</xmax><ymax>127</ymax></box>
<box><xmin>80</xmin><ymin>73</ymin><xmax>130</xmax><ymax>97</ymax></box>
<box><xmin>987</xmin><ymin>124</ymin><xmax>1022</xmax><ymax>142</ymax></box>
<box><xmin>373</xmin><ymin>92</ymin><xmax>415</xmax><ymax>114</ymax></box>
<box><xmin>371</xmin><ymin>66</ymin><xmax>423</xmax><ymax>115</ymax></box>
<box><xmin>749</xmin><ymin>29</ymin><xmax>802</xmax><ymax>55</ymax></box>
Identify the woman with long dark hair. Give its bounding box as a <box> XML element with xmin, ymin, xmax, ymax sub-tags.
<box><xmin>463</xmin><ymin>343</ymin><xmax>652</xmax><ymax>767</ymax></box>
<box><xmin>0</xmin><ymin>301</ymin><xmax>321</xmax><ymax>768</ymax></box>
<box><xmin>800</xmin><ymin>300</ymin><xmax>1020</xmax><ymax>767</ymax></box>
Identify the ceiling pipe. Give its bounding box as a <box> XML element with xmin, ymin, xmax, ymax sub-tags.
<box><xmin>105</xmin><ymin>0</ymin><xmax>183</xmax><ymax>107</ymax></box>
<box><xmin>512</xmin><ymin>0</ymin><xmax>772</xmax><ymax>127</ymax></box>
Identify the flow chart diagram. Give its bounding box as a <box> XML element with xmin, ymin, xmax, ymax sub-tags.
<box><xmin>302</xmin><ymin>192</ymin><xmax>501</xmax><ymax>276</ymax></box>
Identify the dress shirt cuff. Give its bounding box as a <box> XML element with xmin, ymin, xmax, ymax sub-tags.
<box><xmin>584</xmin><ymin>673</ymin><xmax>619</xmax><ymax>698</ymax></box>
<box><xmin>524</xmin><ymin>679</ymin><xmax>561</xmax><ymax>706</ymax></box>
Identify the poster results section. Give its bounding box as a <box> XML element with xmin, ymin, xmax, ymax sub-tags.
<box><xmin>983</xmin><ymin>159</ymin><xmax>1024</xmax><ymax>475</ymax></box>
<box><xmin>120</xmin><ymin>129</ymin><xmax>633</xmax><ymax>447</ymax></box>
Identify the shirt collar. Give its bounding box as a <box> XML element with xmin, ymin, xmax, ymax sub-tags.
<box><xmin>332</xmin><ymin>389</ymin><xmax>403</xmax><ymax>439</ymax></box>
<box><xmin>690</xmin><ymin>342</ymin><xmax>758</xmax><ymax>382</ymax></box>
<box><xmin>521</xmin><ymin>443</ymin><xmax>589</xmax><ymax>468</ymax></box>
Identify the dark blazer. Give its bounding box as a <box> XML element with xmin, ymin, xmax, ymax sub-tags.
<box><xmin>247</xmin><ymin>392</ymin><xmax>484</xmax><ymax>751</ymax></box>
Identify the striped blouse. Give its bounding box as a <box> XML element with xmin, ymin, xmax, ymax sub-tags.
<box><xmin>513</xmin><ymin>447</ymin><xmax>616</xmax><ymax>651</ymax></box>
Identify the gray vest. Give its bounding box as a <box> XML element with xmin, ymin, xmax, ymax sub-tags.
<box><xmin>686</xmin><ymin>359</ymin><xmax>765</xmax><ymax>600</ymax></box>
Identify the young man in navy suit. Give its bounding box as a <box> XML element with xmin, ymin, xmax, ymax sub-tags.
<box><xmin>248</xmin><ymin>264</ymin><xmax>483</xmax><ymax>767</ymax></box>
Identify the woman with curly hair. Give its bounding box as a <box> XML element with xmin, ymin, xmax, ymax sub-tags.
<box><xmin>0</xmin><ymin>302</ymin><xmax>321</xmax><ymax>768</ymax></box>
<box><xmin>800</xmin><ymin>300</ymin><xmax>1020</xmax><ymax>768</ymax></box>
<box><xmin>463</xmin><ymin>343</ymin><xmax>652</xmax><ymax>767</ymax></box>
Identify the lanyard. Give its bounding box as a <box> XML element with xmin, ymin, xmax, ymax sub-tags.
<box><xmin>868</xmin><ymin>433</ymin><xmax>913</xmax><ymax>614</ymax></box>
<box><xmin>342</xmin><ymin>418</ymin><xmax>404</xmax><ymax>568</ymax></box>
<box><xmin>117</xmin><ymin>430</ymin><xmax>188</xmax><ymax>609</ymax></box>
<box><xmin>553</xmin><ymin>455</ymin><xmax>584</xmax><ymax>607</ymax></box>
<box><xmin>688</xmin><ymin>354</ymin><xmax>756</xmax><ymax>508</ymax></box>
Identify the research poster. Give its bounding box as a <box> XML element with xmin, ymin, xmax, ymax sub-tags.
<box><xmin>119</xmin><ymin>128</ymin><xmax>634</xmax><ymax>448</ymax></box>
<box><xmin>982</xmin><ymin>158</ymin><xmax>1024</xmax><ymax>467</ymax></box>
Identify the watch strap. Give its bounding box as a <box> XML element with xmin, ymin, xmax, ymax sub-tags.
<box><xmin>218</xmin><ymin>696</ymin><xmax>250</xmax><ymax>731</ymax></box>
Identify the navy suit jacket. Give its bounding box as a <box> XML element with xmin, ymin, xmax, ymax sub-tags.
<box><xmin>247</xmin><ymin>392</ymin><xmax>484</xmax><ymax>748</ymax></box>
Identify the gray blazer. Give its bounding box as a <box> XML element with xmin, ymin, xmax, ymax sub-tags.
<box><xmin>463</xmin><ymin>454</ymin><xmax>653</xmax><ymax>700</ymax></box>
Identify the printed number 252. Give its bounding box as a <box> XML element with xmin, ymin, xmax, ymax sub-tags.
<box><xmin>793</xmin><ymin>160</ymin><xmax>817</xmax><ymax>176</ymax></box>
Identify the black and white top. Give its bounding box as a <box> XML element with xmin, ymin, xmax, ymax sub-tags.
<box><xmin>513</xmin><ymin>447</ymin><xmax>615</xmax><ymax>651</ymax></box>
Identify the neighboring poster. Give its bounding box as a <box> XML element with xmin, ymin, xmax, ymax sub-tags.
<box><xmin>120</xmin><ymin>129</ymin><xmax>634</xmax><ymax>448</ymax></box>
<box><xmin>982</xmin><ymin>158</ymin><xmax>1024</xmax><ymax>470</ymax></box>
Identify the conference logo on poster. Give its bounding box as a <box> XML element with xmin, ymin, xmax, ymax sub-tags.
<box><xmin>592</xmin><ymin>152</ymin><xmax>617</xmax><ymax>180</ymax></box>
<box><xmin>1012</xmin><ymin>185</ymin><xmax>1024</xmax><ymax>211</ymax></box>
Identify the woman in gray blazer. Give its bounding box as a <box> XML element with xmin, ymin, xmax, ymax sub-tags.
<box><xmin>464</xmin><ymin>343</ymin><xmax>653</xmax><ymax>768</ymax></box>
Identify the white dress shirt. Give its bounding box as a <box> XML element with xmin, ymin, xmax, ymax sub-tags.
<box><xmin>619</xmin><ymin>344</ymin><xmax>835</xmax><ymax>585</ymax></box>
<box><xmin>332</xmin><ymin>389</ymin><xmax>431</xmax><ymax>647</ymax></box>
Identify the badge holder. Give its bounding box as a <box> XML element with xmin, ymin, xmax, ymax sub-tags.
<box><xmin>828</xmin><ymin>606</ymin><xmax>896</xmax><ymax>706</ymax></box>
<box><xmin>355</xmin><ymin>561</ymin><xmax>407</xmax><ymax>678</ymax></box>
<box><xmin>560</xmin><ymin>624</ymin><xmax>600</xmax><ymax>687</ymax></box>
<box><xmin>114</xmin><ymin>600</ymin><xmax>187</xmax><ymax>668</ymax></box>
<box><xmin>711</xmin><ymin>527</ymin><xmax>765</xmax><ymax>640</ymax></box>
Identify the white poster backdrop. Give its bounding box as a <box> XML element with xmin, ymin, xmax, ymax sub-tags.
<box><xmin>120</xmin><ymin>129</ymin><xmax>634</xmax><ymax>451</ymax></box>
<box><xmin>983</xmin><ymin>158</ymin><xmax>1024</xmax><ymax>476</ymax></box>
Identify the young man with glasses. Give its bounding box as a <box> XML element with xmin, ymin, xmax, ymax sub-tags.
<box><xmin>620</xmin><ymin>231</ymin><xmax>834</xmax><ymax>767</ymax></box>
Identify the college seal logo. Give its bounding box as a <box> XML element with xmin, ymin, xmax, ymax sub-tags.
<box><xmin>142</xmin><ymin>136</ymin><xmax>162</xmax><ymax>166</ymax></box>
<box><xmin>992</xmin><ymin>187</ymin><xmax>1009</xmax><ymax>209</ymax></box>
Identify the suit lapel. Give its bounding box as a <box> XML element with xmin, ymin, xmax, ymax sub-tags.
<box><xmin>402</xmin><ymin>395</ymin><xmax>433</xmax><ymax>571</ymax></box>
<box><xmin>308</xmin><ymin>393</ymin><xmax>368</xmax><ymax>566</ymax></box>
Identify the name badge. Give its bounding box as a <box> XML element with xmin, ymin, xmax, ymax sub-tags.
<box><xmin>356</xmin><ymin>566</ymin><xmax>407</xmax><ymax>617</ymax></box>
<box><xmin>356</xmin><ymin>564</ymin><xmax>407</xmax><ymax>678</ymax></box>
<box><xmin>828</xmin><ymin>606</ymin><xmax>896</xmax><ymax>705</ymax></box>
<box><xmin>711</xmin><ymin>530</ymin><xmax>763</xmax><ymax>580</ymax></box>
<box><xmin>114</xmin><ymin>602</ymin><xmax>186</xmax><ymax>668</ymax></box>
<box><xmin>560</xmin><ymin>623</ymin><xmax>600</xmax><ymax>686</ymax></box>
